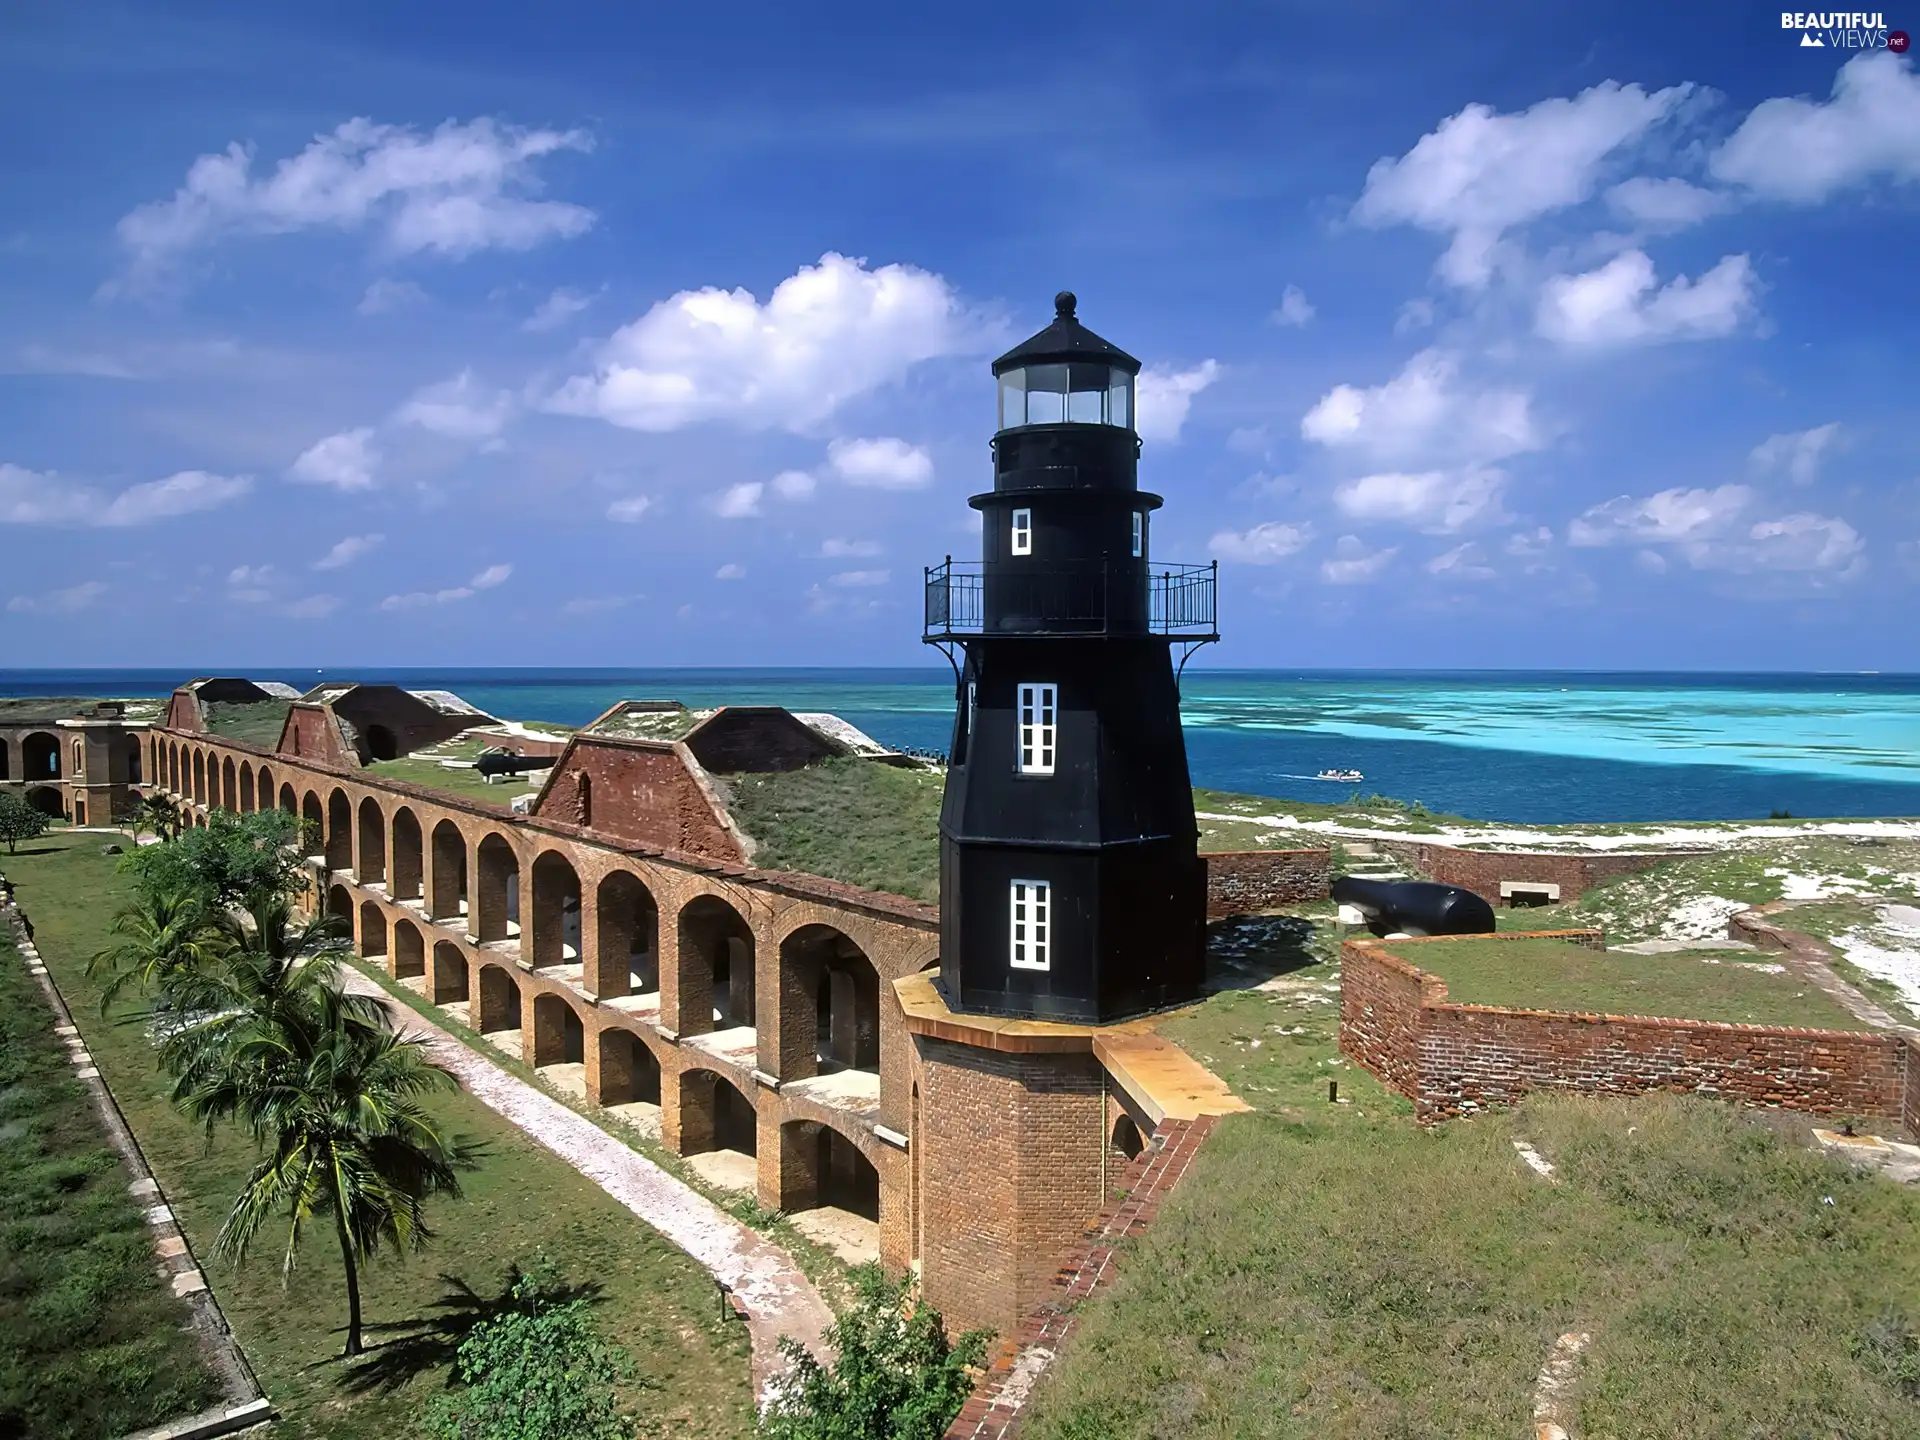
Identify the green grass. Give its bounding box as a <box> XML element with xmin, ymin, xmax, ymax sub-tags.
<box><xmin>1399</xmin><ymin>934</ymin><xmax>1869</xmax><ymax>1030</ymax></box>
<box><xmin>2</xmin><ymin>836</ymin><xmax>752</xmax><ymax>1439</ymax></box>
<box><xmin>0</xmin><ymin>936</ymin><xmax>221</xmax><ymax>1439</ymax></box>
<box><xmin>722</xmin><ymin>758</ymin><xmax>944</xmax><ymax>902</ymax></box>
<box><xmin>362</xmin><ymin>736</ymin><xmax>542</xmax><ymax>809</ymax></box>
<box><xmin>1023</xmin><ymin>1090</ymin><xmax>1920</xmax><ymax>1440</ymax></box>
<box><xmin>201</xmin><ymin>699</ymin><xmax>294</xmax><ymax>748</ymax></box>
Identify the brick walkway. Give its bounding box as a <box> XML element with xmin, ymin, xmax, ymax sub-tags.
<box><xmin>338</xmin><ymin>966</ymin><xmax>832</xmax><ymax>1404</ymax></box>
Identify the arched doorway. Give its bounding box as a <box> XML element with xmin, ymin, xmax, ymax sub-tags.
<box><xmin>594</xmin><ymin>871</ymin><xmax>658</xmax><ymax>999</ymax></box>
<box><xmin>529</xmin><ymin>851</ymin><xmax>581</xmax><ymax>972</ymax></box>
<box><xmin>776</xmin><ymin>1121</ymin><xmax>881</xmax><ymax>1264</ymax></box>
<box><xmin>21</xmin><ymin>733</ymin><xmax>58</xmax><ymax>780</ymax></box>
<box><xmin>359</xmin><ymin>902</ymin><xmax>389</xmax><ymax>962</ymax></box>
<box><xmin>238</xmin><ymin>761</ymin><xmax>255</xmax><ymax>812</ymax></box>
<box><xmin>432</xmin><ymin>941</ymin><xmax>470</xmax><ymax>1007</ymax></box>
<box><xmin>676</xmin><ymin>895</ymin><xmax>754</xmax><ymax>1036</ymax></box>
<box><xmin>301</xmin><ymin>793</ymin><xmax>325</xmax><ymax>857</ymax></box>
<box><xmin>326</xmin><ymin>885</ymin><xmax>355</xmax><ymax>941</ymax></box>
<box><xmin>777</xmin><ymin>925</ymin><xmax>880</xmax><ymax>1084</ymax></box>
<box><xmin>366</xmin><ymin>723</ymin><xmax>399</xmax><ymax>761</ymax></box>
<box><xmin>530</xmin><ymin>993</ymin><xmax>587</xmax><ymax>1098</ymax></box>
<box><xmin>0</xmin><ymin>738</ymin><xmax>8</xmax><ymax>781</ymax></box>
<box><xmin>1111</xmin><ymin>1113</ymin><xmax>1145</xmax><ymax>1161</ymax></box>
<box><xmin>430</xmin><ymin>821</ymin><xmax>468</xmax><ymax>923</ymax></box>
<box><xmin>190</xmin><ymin>751</ymin><xmax>205</xmax><ymax>804</ymax></box>
<box><xmin>476</xmin><ymin>966</ymin><xmax>523</xmax><ymax>1048</ymax></box>
<box><xmin>595</xmin><ymin>1028</ymin><xmax>662</xmax><ymax>1133</ymax></box>
<box><xmin>325</xmin><ymin>791</ymin><xmax>352</xmax><ymax>870</ymax></box>
<box><xmin>126</xmin><ymin>736</ymin><xmax>142</xmax><ymax>785</ymax></box>
<box><xmin>24</xmin><ymin>786</ymin><xmax>63</xmax><ymax>817</ymax></box>
<box><xmin>678</xmin><ymin>1070</ymin><xmax>758</xmax><ymax>1194</ymax></box>
<box><xmin>220</xmin><ymin>756</ymin><xmax>236</xmax><ymax>811</ymax></box>
<box><xmin>357</xmin><ymin>797</ymin><xmax>386</xmax><ymax>886</ymax></box>
<box><xmin>475</xmin><ymin>834</ymin><xmax>519</xmax><ymax>945</ymax></box>
<box><xmin>394</xmin><ymin>920</ymin><xmax>426</xmax><ymax>983</ymax></box>
<box><xmin>391</xmin><ymin>807</ymin><xmax>423</xmax><ymax>902</ymax></box>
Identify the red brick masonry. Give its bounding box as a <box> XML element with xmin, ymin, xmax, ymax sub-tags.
<box><xmin>1203</xmin><ymin>849</ymin><xmax>1330</xmax><ymax>920</ymax></box>
<box><xmin>1372</xmin><ymin>840</ymin><xmax>1678</xmax><ymax>906</ymax></box>
<box><xmin>943</xmin><ymin>1115</ymin><xmax>1220</xmax><ymax>1440</ymax></box>
<box><xmin>1340</xmin><ymin>934</ymin><xmax>1919</xmax><ymax>1125</ymax></box>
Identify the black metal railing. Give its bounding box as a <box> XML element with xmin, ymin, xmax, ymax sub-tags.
<box><xmin>923</xmin><ymin>558</ymin><xmax>1218</xmax><ymax>639</ymax></box>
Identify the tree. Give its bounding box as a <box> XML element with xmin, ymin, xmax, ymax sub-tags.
<box><xmin>119</xmin><ymin>807</ymin><xmax>306</xmax><ymax>909</ymax></box>
<box><xmin>168</xmin><ymin>894</ymin><xmax>476</xmax><ymax>1356</ymax></box>
<box><xmin>86</xmin><ymin>885</ymin><xmax>223</xmax><ymax>1011</ymax></box>
<box><xmin>423</xmin><ymin>1270</ymin><xmax>637</xmax><ymax>1440</ymax></box>
<box><xmin>757</xmin><ymin>1265</ymin><xmax>989</xmax><ymax>1440</ymax></box>
<box><xmin>0</xmin><ymin>791</ymin><xmax>53</xmax><ymax>855</ymax></box>
<box><xmin>130</xmin><ymin>793</ymin><xmax>182</xmax><ymax>844</ymax></box>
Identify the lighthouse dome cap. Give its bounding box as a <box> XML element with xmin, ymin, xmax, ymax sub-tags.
<box><xmin>992</xmin><ymin>291</ymin><xmax>1140</xmax><ymax>375</ymax></box>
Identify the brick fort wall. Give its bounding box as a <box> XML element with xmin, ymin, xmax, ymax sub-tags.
<box><xmin>1202</xmin><ymin>848</ymin><xmax>1330</xmax><ymax>920</ymax></box>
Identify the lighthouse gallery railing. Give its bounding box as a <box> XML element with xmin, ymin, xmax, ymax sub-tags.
<box><xmin>923</xmin><ymin>559</ymin><xmax>1218</xmax><ymax>639</ymax></box>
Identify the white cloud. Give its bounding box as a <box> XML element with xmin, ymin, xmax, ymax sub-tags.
<box><xmin>229</xmin><ymin>564</ymin><xmax>273</xmax><ymax>586</ymax></box>
<box><xmin>1750</xmin><ymin>423</ymin><xmax>1842</xmax><ymax>485</ymax></box>
<box><xmin>1352</xmin><ymin>80</ymin><xmax>1690</xmax><ymax>286</ymax></box>
<box><xmin>716</xmin><ymin>481</ymin><xmax>763</xmax><ymax>518</ymax></box>
<box><xmin>380</xmin><ymin>562</ymin><xmax>512</xmax><ymax>610</ymax></box>
<box><xmin>1321</xmin><ymin>535</ymin><xmax>1399</xmax><ymax>585</ymax></box>
<box><xmin>1</xmin><ymin>462</ymin><xmax>250</xmax><ymax>526</ymax></box>
<box><xmin>606</xmin><ymin>495</ymin><xmax>654</xmax><ymax>523</ymax></box>
<box><xmin>546</xmin><ymin>252</ymin><xmax>978</xmax><ymax>433</ymax></box>
<box><xmin>771</xmin><ymin>469</ymin><xmax>818</xmax><ymax>500</ymax></box>
<box><xmin>1210</xmin><ymin>521</ymin><xmax>1312</xmax><ymax>564</ymax></box>
<box><xmin>715</xmin><ymin>562</ymin><xmax>746</xmax><ymax>580</ymax></box>
<box><xmin>523</xmin><ymin>286</ymin><xmax>595</xmax><ymax>332</ymax></box>
<box><xmin>314</xmin><ymin>533</ymin><xmax>385</xmax><ymax>569</ymax></box>
<box><xmin>1395</xmin><ymin>298</ymin><xmax>1436</xmax><ymax>333</ymax></box>
<box><xmin>1605</xmin><ymin>176</ymin><xmax>1728</xmax><ymax>228</ymax></box>
<box><xmin>1426</xmin><ymin>542</ymin><xmax>1498</xmax><ymax>581</ymax></box>
<box><xmin>1301</xmin><ymin>350</ymin><xmax>1540</xmax><ymax>466</ymax></box>
<box><xmin>1569</xmin><ymin>485</ymin><xmax>1753</xmax><ymax>546</ymax></box>
<box><xmin>827</xmin><ymin>437</ymin><xmax>933</xmax><ymax>489</ymax></box>
<box><xmin>8</xmin><ymin>580</ymin><xmax>106</xmax><ymax>614</ymax></box>
<box><xmin>1507</xmin><ymin>526</ymin><xmax>1554</xmax><ymax>558</ymax></box>
<box><xmin>828</xmin><ymin>569</ymin><xmax>890</xmax><ymax>586</ymax></box>
<box><xmin>116</xmin><ymin>117</ymin><xmax>594</xmax><ymax>282</ymax></box>
<box><xmin>289</xmin><ymin>428</ymin><xmax>380</xmax><ymax>490</ymax></box>
<box><xmin>1333</xmin><ymin>468</ymin><xmax>1506</xmax><ymax>533</ymax></box>
<box><xmin>1711</xmin><ymin>53</ymin><xmax>1920</xmax><ymax>203</ymax></box>
<box><xmin>1271</xmin><ymin>285</ymin><xmax>1315</xmax><ymax>327</ymax></box>
<box><xmin>819</xmin><ymin>537</ymin><xmax>881</xmax><ymax>557</ymax></box>
<box><xmin>1535</xmin><ymin>250</ymin><xmax>1756</xmax><ymax>346</ymax></box>
<box><xmin>282</xmin><ymin>594</ymin><xmax>341</xmax><ymax>620</ymax></box>
<box><xmin>1730</xmin><ymin>513</ymin><xmax>1865</xmax><ymax>575</ymax></box>
<box><xmin>1136</xmin><ymin>361</ymin><xmax>1220</xmax><ymax>443</ymax></box>
<box><xmin>357</xmin><ymin>278</ymin><xmax>427</xmax><ymax>314</ymax></box>
<box><xmin>394</xmin><ymin>370</ymin><xmax>513</xmax><ymax>442</ymax></box>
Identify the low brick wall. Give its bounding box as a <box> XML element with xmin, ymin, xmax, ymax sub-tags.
<box><xmin>1372</xmin><ymin>840</ymin><xmax>1678</xmax><ymax>906</ymax></box>
<box><xmin>1340</xmin><ymin>937</ymin><xmax>1913</xmax><ymax>1126</ymax></box>
<box><xmin>1203</xmin><ymin>848</ymin><xmax>1329</xmax><ymax>920</ymax></box>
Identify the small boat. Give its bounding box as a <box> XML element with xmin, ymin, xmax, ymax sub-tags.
<box><xmin>1316</xmin><ymin>768</ymin><xmax>1363</xmax><ymax>783</ymax></box>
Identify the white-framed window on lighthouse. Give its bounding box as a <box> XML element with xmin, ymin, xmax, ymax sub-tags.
<box><xmin>1009</xmin><ymin>879</ymin><xmax>1051</xmax><ymax>970</ymax></box>
<box><xmin>1010</xmin><ymin>508</ymin><xmax>1032</xmax><ymax>556</ymax></box>
<box><xmin>1016</xmin><ymin>683</ymin><xmax>1056</xmax><ymax>775</ymax></box>
<box><xmin>1131</xmin><ymin>510</ymin><xmax>1145</xmax><ymax>558</ymax></box>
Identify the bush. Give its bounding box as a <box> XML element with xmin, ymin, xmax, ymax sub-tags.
<box><xmin>0</xmin><ymin>791</ymin><xmax>53</xmax><ymax>854</ymax></box>
<box><xmin>116</xmin><ymin>807</ymin><xmax>305</xmax><ymax>907</ymax></box>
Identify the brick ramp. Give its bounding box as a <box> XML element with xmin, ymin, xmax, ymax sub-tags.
<box><xmin>944</xmin><ymin>1115</ymin><xmax>1221</xmax><ymax>1440</ymax></box>
<box><xmin>337</xmin><ymin>967</ymin><xmax>831</xmax><ymax>1405</ymax></box>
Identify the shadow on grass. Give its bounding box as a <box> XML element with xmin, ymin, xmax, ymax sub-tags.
<box><xmin>335</xmin><ymin>1265</ymin><xmax>607</xmax><ymax>1395</ymax></box>
<box><xmin>1203</xmin><ymin>914</ymin><xmax>1323</xmax><ymax>992</ymax></box>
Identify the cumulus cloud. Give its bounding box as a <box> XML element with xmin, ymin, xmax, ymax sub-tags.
<box><xmin>523</xmin><ymin>286</ymin><xmax>595</xmax><ymax>332</ymax></box>
<box><xmin>606</xmin><ymin>495</ymin><xmax>653</xmax><ymax>523</ymax></box>
<box><xmin>771</xmin><ymin>469</ymin><xmax>818</xmax><ymax>500</ymax></box>
<box><xmin>1333</xmin><ymin>468</ymin><xmax>1506</xmax><ymax>533</ymax></box>
<box><xmin>1321</xmin><ymin>535</ymin><xmax>1399</xmax><ymax>585</ymax></box>
<box><xmin>8</xmin><ymin>580</ymin><xmax>107</xmax><ymax>614</ymax></box>
<box><xmin>1750</xmin><ymin>423</ymin><xmax>1842</xmax><ymax>485</ymax></box>
<box><xmin>1211</xmin><ymin>521</ymin><xmax>1312</xmax><ymax>564</ymax></box>
<box><xmin>1568</xmin><ymin>485</ymin><xmax>1753</xmax><ymax>546</ymax></box>
<box><xmin>1711</xmin><ymin>53</ymin><xmax>1920</xmax><ymax>203</ymax></box>
<box><xmin>715</xmin><ymin>562</ymin><xmax>746</xmax><ymax>580</ymax></box>
<box><xmin>2</xmin><ymin>461</ymin><xmax>248</xmax><ymax>526</ymax></box>
<box><xmin>1136</xmin><ymin>361</ymin><xmax>1220</xmax><ymax>443</ymax></box>
<box><xmin>1535</xmin><ymin>250</ymin><xmax>1756</xmax><ymax>346</ymax></box>
<box><xmin>546</xmin><ymin>252</ymin><xmax>978</xmax><ymax>433</ymax></box>
<box><xmin>116</xmin><ymin>117</ymin><xmax>594</xmax><ymax>283</ymax></box>
<box><xmin>819</xmin><ymin>537</ymin><xmax>881</xmax><ymax>557</ymax></box>
<box><xmin>394</xmin><ymin>369</ymin><xmax>513</xmax><ymax>442</ymax></box>
<box><xmin>380</xmin><ymin>562</ymin><xmax>512</xmax><ymax>610</ymax></box>
<box><xmin>1605</xmin><ymin>176</ymin><xmax>1728</xmax><ymax>229</ymax></box>
<box><xmin>828</xmin><ymin>569</ymin><xmax>890</xmax><ymax>586</ymax></box>
<box><xmin>1568</xmin><ymin>486</ymin><xmax>1864</xmax><ymax>581</ymax></box>
<box><xmin>357</xmin><ymin>278</ymin><xmax>426</xmax><ymax>314</ymax></box>
<box><xmin>228</xmin><ymin>564</ymin><xmax>274</xmax><ymax>587</ymax></box>
<box><xmin>715</xmin><ymin>481</ymin><xmax>763</xmax><ymax>518</ymax></box>
<box><xmin>289</xmin><ymin>428</ymin><xmax>379</xmax><ymax>490</ymax></box>
<box><xmin>314</xmin><ymin>533</ymin><xmax>384</xmax><ymax>569</ymax></box>
<box><xmin>1426</xmin><ymin>542</ymin><xmax>1499</xmax><ymax>580</ymax></box>
<box><xmin>1352</xmin><ymin>80</ymin><xmax>1690</xmax><ymax>286</ymax></box>
<box><xmin>1301</xmin><ymin>350</ymin><xmax>1540</xmax><ymax>466</ymax></box>
<box><xmin>1271</xmin><ymin>285</ymin><xmax>1315</xmax><ymax>327</ymax></box>
<box><xmin>827</xmin><ymin>437</ymin><xmax>933</xmax><ymax>489</ymax></box>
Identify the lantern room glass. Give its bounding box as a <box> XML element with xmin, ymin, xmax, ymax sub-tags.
<box><xmin>998</xmin><ymin>365</ymin><xmax>1134</xmax><ymax>431</ymax></box>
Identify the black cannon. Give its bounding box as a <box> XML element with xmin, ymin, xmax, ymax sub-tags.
<box><xmin>474</xmin><ymin>748</ymin><xmax>558</xmax><ymax>780</ymax></box>
<box><xmin>1332</xmin><ymin>875</ymin><xmax>1496</xmax><ymax>938</ymax></box>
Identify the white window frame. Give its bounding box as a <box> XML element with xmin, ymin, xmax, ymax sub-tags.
<box><xmin>1011</xmin><ymin>508</ymin><xmax>1032</xmax><ymax>556</ymax></box>
<box><xmin>1131</xmin><ymin>510</ymin><xmax>1144</xmax><ymax>558</ymax></box>
<box><xmin>1016</xmin><ymin>683</ymin><xmax>1056</xmax><ymax>775</ymax></box>
<box><xmin>963</xmin><ymin>680</ymin><xmax>977</xmax><ymax>763</ymax></box>
<box><xmin>1009</xmin><ymin>879</ymin><xmax>1051</xmax><ymax>970</ymax></box>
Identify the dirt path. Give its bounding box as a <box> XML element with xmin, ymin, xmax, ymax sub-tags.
<box><xmin>338</xmin><ymin>966</ymin><xmax>833</xmax><ymax>1404</ymax></box>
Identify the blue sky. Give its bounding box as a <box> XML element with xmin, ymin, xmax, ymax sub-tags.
<box><xmin>3</xmin><ymin>2</ymin><xmax>1917</xmax><ymax>670</ymax></box>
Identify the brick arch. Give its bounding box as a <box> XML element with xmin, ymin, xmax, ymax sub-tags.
<box><xmin>594</xmin><ymin>868</ymin><xmax>659</xmax><ymax>999</ymax></box>
<box><xmin>674</xmin><ymin>891</ymin><xmax>756</xmax><ymax>1037</ymax></box>
<box><xmin>529</xmin><ymin>989</ymin><xmax>586</xmax><ymax>1068</ymax></box>
<box><xmin>775</xmin><ymin>922</ymin><xmax>880</xmax><ymax>1084</ymax></box>
<box><xmin>475</xmin><ymin>963</ymin><xmax>522</xmax><ymax>1034</ymax></box>
<box><xmin>774</xmin><ymin>1117</ymin><xmax>881</xmax><ymax>1222</ymax></box>
<box><xmin>431</xmin><ymin>939</ymin><xmax>470</xmax><ymax>1004</ymax></box>
<box><xmin>474</xmin><ymin>832</ymin><xmax>520</xmax><ymax>945</ymax></box>
<box><xmin>301</xmin><ymin>791</ymin><xmax>325</xmax><ymax>857</ymax></box>
<box><xmin>359</xmin><ymin>900</ymin><xmax>388</xmax><ymax>959</ymax></box>
<box><xmin>238</xmin><ymin>760</ymin><xmax>255</xmax><ymax>813</ymax></box>
<box><xmin>529</xmin><ymin>849</ymin><xmax>582</xmax><ymax>971</ymax></box>
<box><xmin>326</xmin><ymin>883</ymin><xmax>355</xmax><ymax>939</ymax></box>
<box><xmin>393</xmin><ymin>917</ymin><xmax>425</xmax><ymax>981</ymax></box>
<box><xmin>390</xmin><ymin>806</ymin><xmax>423</xmax><ymax>902</ymax></box>
<box><xmin>256</xmin><ymin>764</ymin><xmax>273</xmax><ymax>808</ymax></box>
<box><xmin>168</xmin><ymin>741</ymin><xmax>179</xmax><ymax>793</ymax></box>
<box><xmin>430</xmin><ymin>819</ymin><xmax>468</xmax><ymax>922</ymax></box>
<box><xmin>357</xmin><ymin>796</ymin><xmax>387</xmax><ymax>886</ymax></box>
<box><xmin>675</xmin><ymin>1065</ymin><xmax>757</xmax><ymax>1157</ymax></box>
<box><xmin>190</xmin><ymin>749</ymin><xmax>206</xmax><ymax>804</ymax></box>
<box><xmin>594</xmin><ymin>1023</ymin><xmax>663</xmax><ymax>1108</ymax></box>
<box><xmin>326</xmin><ymin>789</ymin><xmax>353</xmax><ymax>870</ymax></box>
<box><xmin>220</xmin><ymin>755</ymin><xmax>237</xmax><ymax>811</ymax></box>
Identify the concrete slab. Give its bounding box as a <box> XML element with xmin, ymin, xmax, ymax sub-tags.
<box><xmin>538</xmin><ymin>1061</ymin><xmax>588</xmax><ymax>1101</ymax></box>
<box><xmin>156</xmin><ymin>1236</ymin><xmax>189</xmax><ymax>1259</ymax></box>
<box><xmin>684</xmin><ymin>1149</ymin><xmax>758</xmax><ymax>1195</ymax></box>
<box><xmin>602</xmin><ymin>990</ymin><xmax>663</xmax><ymax>1017</ymax></box>
<box><xmin>782</xmin><ymin>1070</ymin><xmax>882</xmax><ymax>1115</ymax></box>
<box><xmin>684</xmin><ymin>1026</ymin><xmax>759</xmax><ymax>1068</ymax></box>
<box><xmin>789</xmin><ymin>1206</ymin><xmax>880</xmax><ymax>1266</ymax></box>
<box><xmin>169</xmin><ymin>1270</ymin><xmax>208</xmax><ymax>1297</ymax></box>
<box><xmin>602</xmin><ymin>1100</ymin><xmax>663</xmax><ymax>1139</ymax></box>
<box><xmin>481</xmin><ymin>1027</ymin><xmax>524</xmax><ymax>1061</ymax></box>
<box><xmin>1092</xmin><ymin>1032</ymin><xmax>1251</xmax><ymax>1125</ymax></box>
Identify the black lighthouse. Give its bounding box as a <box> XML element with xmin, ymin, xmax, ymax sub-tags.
<box><xmin>924</xmin><ymin>292</ymin><xmax>1219</xmax><ymax>1023</ymax></box>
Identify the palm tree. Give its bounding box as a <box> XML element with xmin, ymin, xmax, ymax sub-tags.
<box><xmin>168</xmin><ymin>895</ymin><xmax>475</xmax><ymax>1356</ymax></box>
<box><xmin>131</xmin><ymin>793</ymin><xmax>182</xmax><ymax>844</ymax></box>
<box><xmin>88</xmin><ymin>886</ymin><xmax>223</xmax><ymax>1011</ymax></box>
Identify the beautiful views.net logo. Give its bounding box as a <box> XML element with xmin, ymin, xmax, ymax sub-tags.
<box><xmin>1781</xmin><ymin>12</ymin><xmax>1910</xmax><ymax>49</ymax></box>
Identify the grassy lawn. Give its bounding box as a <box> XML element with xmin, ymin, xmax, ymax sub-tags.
<box><xmin>722</xmin><ymin>758</ymin><xmax>943</xmax><ymax>902</ymax></box>
<box><xmin>0</xmin><ymin>936</ymin><xmax>221</xmax><ymax>1439</ymax></box>
<box><xmin>1397</xmin><ymin>934</ymin><xmax>1868</xmax><ymax>1030</ymax></box>
<box><xmin>362</xmin><ymin>735</ymin><xmax>542</xmax><ymax>810</ymax></box>
<box><xmin>1023</xmin><ymin>1090</ymin><xmax>1920</xmax><ymax>1439</ymax></box>
<box><xmin>202</xmin><ymin>699</ymin><xmax>293</xmax><ymax>748</ymax></box>
<box><xmin>2</xmin><ymin>835</ymin><xmax>753</xmax><ymax>1440</ymax></box>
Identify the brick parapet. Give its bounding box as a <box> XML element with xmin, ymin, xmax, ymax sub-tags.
<box><xmin>1372</xmin><ymin>840</ymin><xmax>1680</xmax><ymax>906</ymax></box>
<box><xmin>942</xmin><ymin>1114</ymin><xmax>1221</xmax><ymax>1440</ymax></box>
<box><xmin>1202</xmin><ymin>848</ymin><xmax>1329</xmax><ymax>920</ymax></box>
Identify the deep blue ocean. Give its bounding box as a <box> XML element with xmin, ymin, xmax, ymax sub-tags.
<box><xmin>4</xmin><ymin>667</ymin><xmax>1917</xmax><ymax>826</ymax></box>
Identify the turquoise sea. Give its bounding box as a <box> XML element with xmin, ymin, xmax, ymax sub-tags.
<box><xmin>4</xmin><ymin>668</ymin><xmax>1917</xmax><ymax>825</ymax></box>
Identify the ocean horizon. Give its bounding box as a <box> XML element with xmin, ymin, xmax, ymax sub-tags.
<box><xmin>5</xmin><ymin>666</ymin><xmax>1917</xmax><ymax>826</ymax></box>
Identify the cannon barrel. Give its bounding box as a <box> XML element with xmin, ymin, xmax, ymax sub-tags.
<box><xmin>474</xmin><ymin>751</ymin><xmax>558</xmax><ymax>779</ymax></box>
<box><xmin>1332</xmin><ymin>875</ymin><xmax>1496</xmax><ymax>938</ymax></box>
